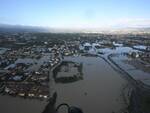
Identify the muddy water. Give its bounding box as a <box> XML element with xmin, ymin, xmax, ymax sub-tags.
<box><xmin>0</xmin><ymin>56</ymin><xmax>130</xmax><ymax>113</ymax></box>
<box><xmin>54</xmin><ymin>56</ymin><xmax>129</xmax><ymax>113</ymax></box>
<box><xmin>0</xmin><ymin>95</ymin><xmax>47</xmax><ymax>113</ymax></box>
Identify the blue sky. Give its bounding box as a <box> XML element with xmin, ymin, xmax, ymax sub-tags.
<box><xmin>0</xmin><ymin>0</ymin><xmax>150</xmax><ymax>28</ymax></box>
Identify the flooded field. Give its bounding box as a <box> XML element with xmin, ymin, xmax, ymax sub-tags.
<box><xmin>53</xmin><ymin>56</ymin><xmax>130</xmax><ymax>113</ymax></box>
<box><xmin>111</xmin><ymin>54</ymin><xmax>150</xmax><ymax>86</ymax></box>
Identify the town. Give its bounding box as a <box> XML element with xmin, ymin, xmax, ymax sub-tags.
<box><xmin>0</xmin><ymin>32</ymin><xmax>150</xmax><ymax>113</ymax></box>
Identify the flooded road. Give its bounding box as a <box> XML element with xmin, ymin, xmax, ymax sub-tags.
<box><xmin>54</xmin><ymin>56</ymin><xmax>130</xmax><ymax>113</ymax></box>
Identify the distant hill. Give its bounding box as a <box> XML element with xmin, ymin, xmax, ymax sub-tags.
<box><xmin>0</xmin><ymin>24</ymin><xmax>150</xmax><ymax>34</ymax></box>
<box><xmin>0</xmin><ymin>24</ymin><xmax>49</xmax><ymax>33</ymax></box>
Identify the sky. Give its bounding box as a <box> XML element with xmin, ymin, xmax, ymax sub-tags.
<box><xmin>0</xmin><ymin>0</ymin><xmax>150</xmax><ymax>29</ymax></box>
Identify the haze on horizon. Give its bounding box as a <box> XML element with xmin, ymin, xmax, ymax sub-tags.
<box><xmin>0</xmin><ymin>0</ymin><xmax>150</xmax><ymax>29</ymax></box>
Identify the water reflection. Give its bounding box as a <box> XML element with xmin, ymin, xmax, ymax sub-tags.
<box><xmin>42</xmin><ymin>92</ymin><xmax>57</xmax><ymax>113</ymax></box>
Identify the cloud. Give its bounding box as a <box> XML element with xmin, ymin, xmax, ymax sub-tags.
<box><xmin>114</xmin><ymin>18</ymin><xmax>150</xmax><ymax>28</ymax></box>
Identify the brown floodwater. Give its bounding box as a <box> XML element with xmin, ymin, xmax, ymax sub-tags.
<box><xmin>0</xmin><ymin>56</ymin><xmax>130</xmax><ymax>113</ymax></box>
<box><xmin>54</xmin><ymin>56</ymin><xmax>130</xmax><ymax>113</ymax></box>
<box><xmin>0</xmin><ymin>95</ymin><xmax>47</xmax><ymax>113</ymax></box>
